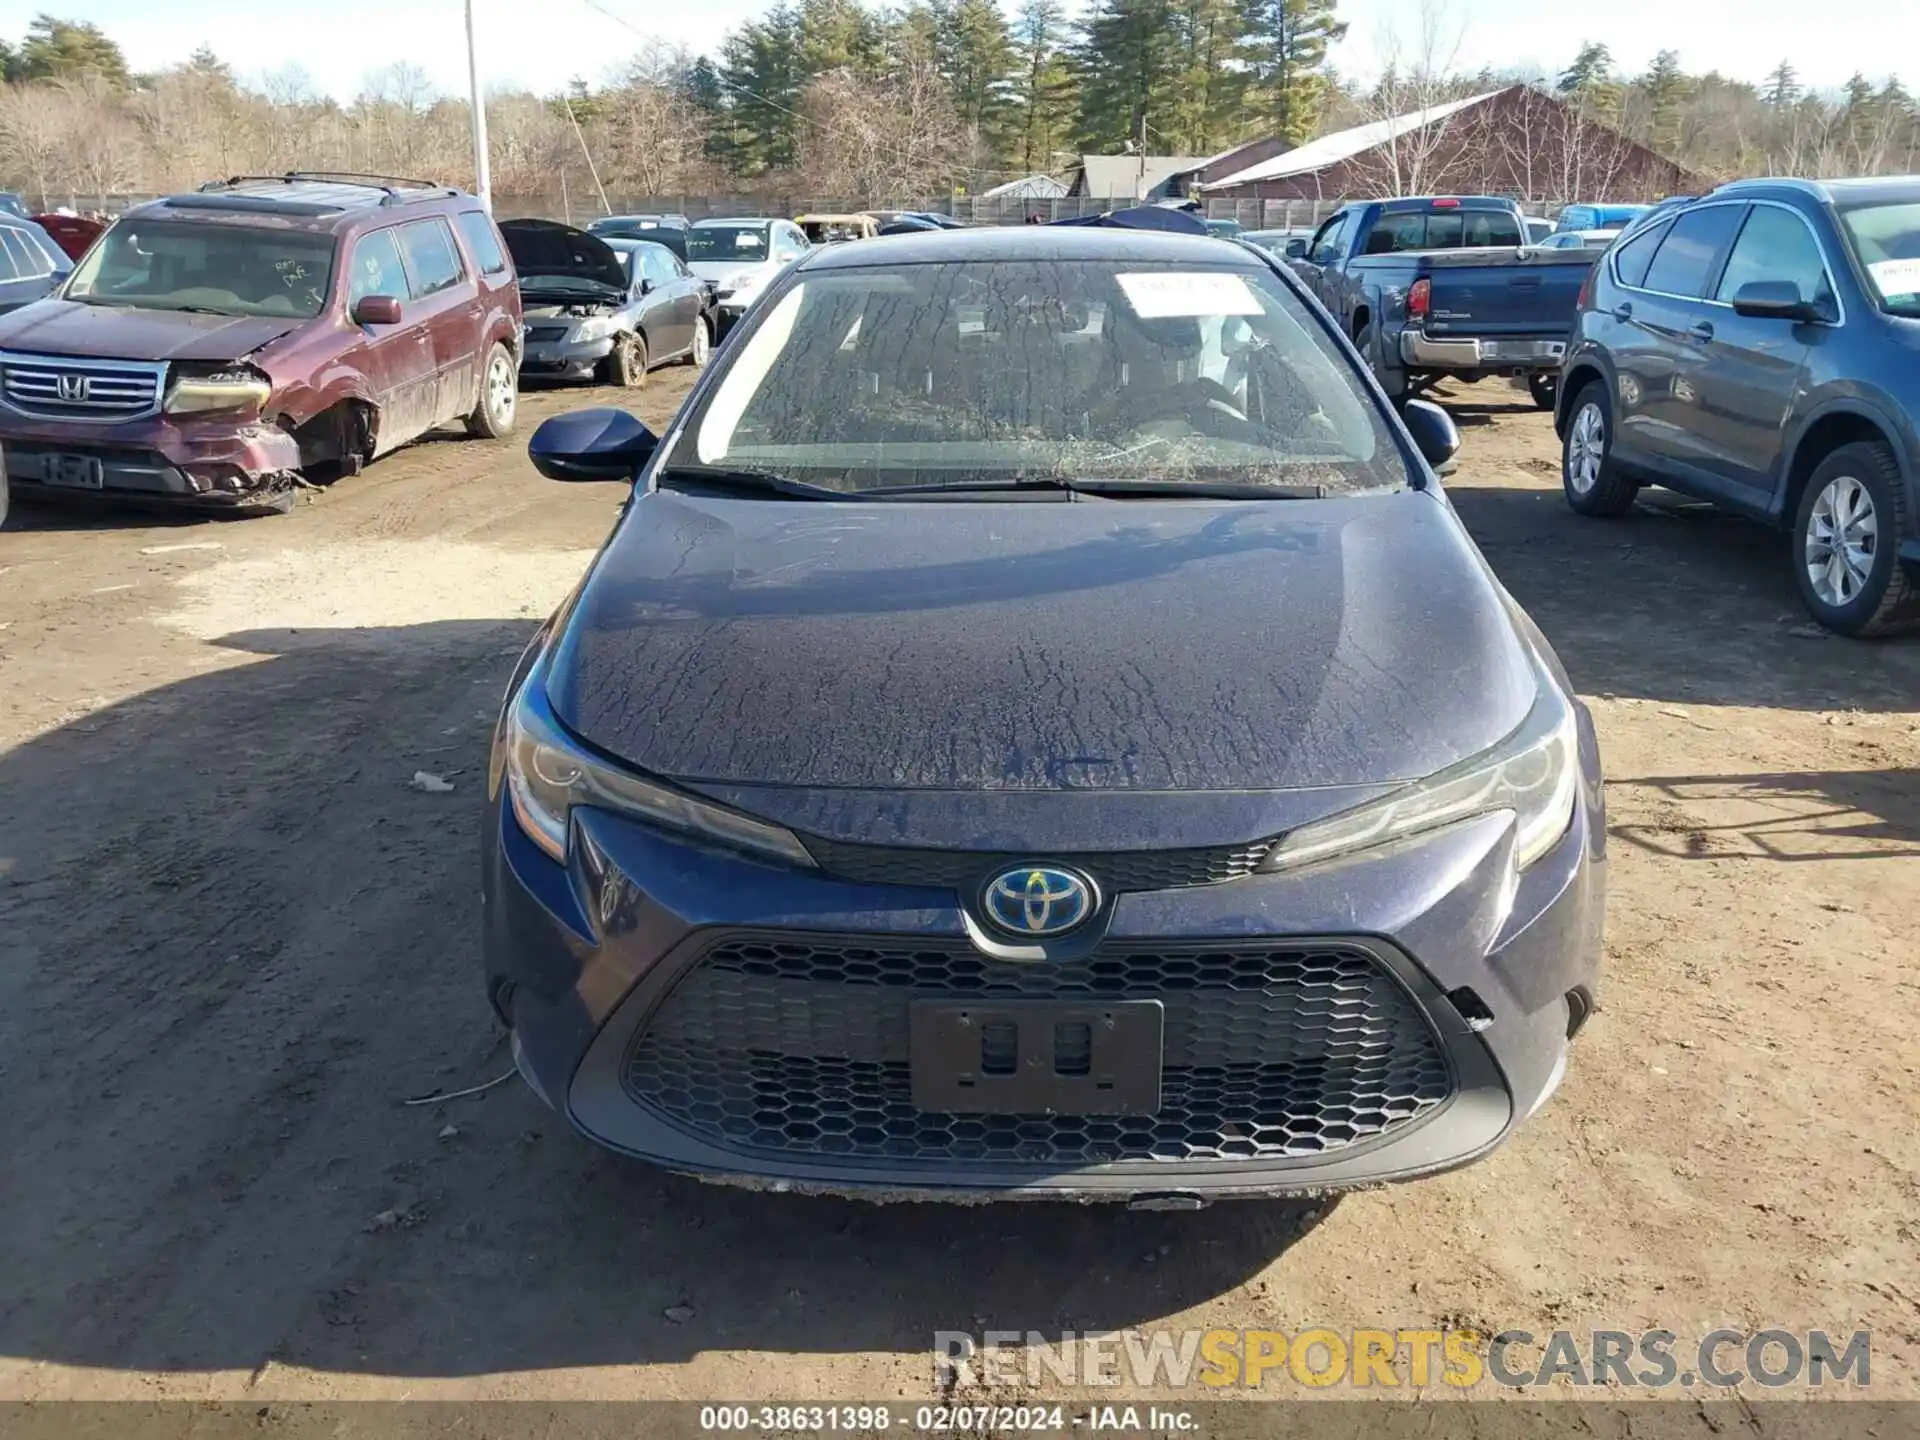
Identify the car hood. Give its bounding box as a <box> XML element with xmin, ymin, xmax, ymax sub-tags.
<box><xmin>546</xmin><ymin>489</ymin><xmax>1538</xmax><ymax>797</ymax></box>
<box><xmin>687</xmin><ymin>260</ymin><xmax>771</xmax><ymax>287</ymax></box>
<box><xmin>499</xmin><ymin>218</ymin><xmax>629</xmax><ymax>292</ymax></box>
<box><xmin>0</xmin><ymin>300</ymin><xmax>303</xmax><ymax>361</ymax></box>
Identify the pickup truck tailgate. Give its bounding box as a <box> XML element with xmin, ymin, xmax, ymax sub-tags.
<box><xmin>1421</xmin><ymin>248</ymin><xmax>1594</xmax><ymax>340</ymax></box>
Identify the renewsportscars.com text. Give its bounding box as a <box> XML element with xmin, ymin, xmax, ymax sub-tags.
<box><xmin>935</xmin><ymin>1327</ymin><xmax>1872</xmax><ymax>1390</ymax></box>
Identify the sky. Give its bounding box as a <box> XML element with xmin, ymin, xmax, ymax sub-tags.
<box><xmin>0</xmin><ymin>0</ymin><xmax>1904</xmax><ymax>104</ymax></box>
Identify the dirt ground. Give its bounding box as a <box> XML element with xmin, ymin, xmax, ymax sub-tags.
<box><xmin>0</xmin><ymin>374</ymin><xmax>1915</xmax><ymax>1407</ymax></box>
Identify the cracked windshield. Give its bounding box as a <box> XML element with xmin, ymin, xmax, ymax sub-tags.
<box><xmin>681</xmin><ymin>259</ymin><xmax>1400</xmax><ymax>494</ymax></box>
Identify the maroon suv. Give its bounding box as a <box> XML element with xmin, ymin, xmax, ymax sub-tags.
<box><xmin>0</xmin><ymin>173</ymin><xmax>522</xmax><ymax>513</ymax></box>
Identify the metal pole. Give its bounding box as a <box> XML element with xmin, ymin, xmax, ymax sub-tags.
<box><xmin>465</xmin><ymin>0</ymin><xmax>492</xmax><ymax>210</ymax></box>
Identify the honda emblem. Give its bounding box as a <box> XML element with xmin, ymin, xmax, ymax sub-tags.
<box><xmin>55</xmin><ymin>373</ymin><xmax>90</xmax><ymax>402</ymax></box>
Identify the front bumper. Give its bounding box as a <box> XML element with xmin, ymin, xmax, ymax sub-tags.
<box><xmin>483</xmin><ymin>750</ymin><xmax>1605</xmax><ymax>1201</ymax></box>
<box><xmin>1400</xmin><ymin>331</ymin><xmax>1566</xmax><ymax>373</ymax></box>
<box><xmin>0</xmin><ymin>415</ymin><xmax>301</xmax><ymax>505</ymax></box>
<box><xmin>519</xmin><ymin>331</ymin><xmax>615</xmax><ymax>379</ymax></box>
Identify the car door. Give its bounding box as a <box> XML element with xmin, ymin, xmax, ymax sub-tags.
<box><xmin>394</xmin><ymin>216</ymin><xmax>477</xmax><ymax>426</ymax></box>
<box><xmin>1616</xmin><ymin>202</ymin><xmax>1748</xmax><ymax>482</ymax></box>
<box><xmin>635</xmin><ymin>244</ymin><xmax>692</xmax><ymax>358</ymax></box>
<box><xmin>1297</xmin><ymin>209</ymin><xmax>1351</xmax><ymax>309</ymax></box>
<box><xmin>661</xmin><ymin>249</ymin><xmax>704</xmax><ymax>349</ymax></box>
<box><xmin>1690</xmin><ymin>201</ymin><xmax>1832</xmax><ymax>506</ymax></box>
<box><xmin>453</xmin><ymin>207</ymin><xmax>517</xmax><ymax>370</ymax></box>
<box><xmin>344</xmin><ymin>225</ymin><xmax>438</xmax><ymax>452</ymax></box>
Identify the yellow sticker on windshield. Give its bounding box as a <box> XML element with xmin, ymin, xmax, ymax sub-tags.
<box><xmin>1115</xmin><ymin>271</ymin><xmax>1263</xmax><ymax>319</ymax></box>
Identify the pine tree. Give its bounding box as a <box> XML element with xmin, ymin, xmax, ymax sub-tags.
<box><xmin>1158</xmin><ymin>0</ymin><xmax>1251</xmax><ymax>154</ymax></box>
<box><xmin>18</xmin><ymin>15</ymin><xmax>130</xmax><ymax>86</ymax></box>
<box><xmin>1241</xmin><ymin>0</ymin><xmax>1347</xmax><ymax>145</ymax></box>
<box><xmin>1009</xmin><ymin>0</ymin><xmax>1076</xmax><ymax>174</ymax></box>
<box><xmin>1070</xmin><ymin>0</ymin><xmax>1181</xmax><ymax>156</ymax></box>
<box><xmin>1764</xmin><ymin>60</ymin><xmax>1800</xmax><ymax>110</ymax></box>
<box><xmin>712</xmin><ymin>5</ymin><xmax>808</xmax><ymax>175</ymax></box>
<box><xmin>937</xmin><ymin>0</ymin><xmax>1019</xmax><ymax>165</ymax></box>
<box><xmin>1642</xmin><ymin>49</ymin><xmax>1687</xmax><ymax>155</ymax></box>
<box><xmin>1557</xmin><ymin>41</ymin><xmax>1618</xmax><ymax>122</ymax></box>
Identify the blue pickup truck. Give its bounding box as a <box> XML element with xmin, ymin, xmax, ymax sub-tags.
<box><xmin>1289</xmin><ymin>195</ymin><xmax>1603</xmax><ymax>408</ymax></box>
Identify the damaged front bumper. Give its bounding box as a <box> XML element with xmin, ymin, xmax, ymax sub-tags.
<box><xmin>0</xmin><ymin>411</ymin><xmax>302</xmax><ymax>507</ymax></box>
<box><xmin>519</xmin><ymin>331</ymin><xmax>615</xmax><ymax>379</ymax></box>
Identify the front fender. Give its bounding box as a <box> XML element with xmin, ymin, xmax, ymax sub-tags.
<box><xmin>1775</xmin><ymin>388</ymin><xmax>1920</xmax><ymax>522</ymax></box>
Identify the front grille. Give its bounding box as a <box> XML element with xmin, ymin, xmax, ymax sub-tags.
<box><xmin>624</xmin><ymin>936</ymin><xmax>1453</xmax><ymax>1168</ymax></box>
<box><xmin>801</xmin><ymin>835</ymin><xmax>1278</xmax><ymax>893</ymax></box>
<box><xmin>0</xmin><ymin>356</ymin><xmax>165</xmax><ymax>419</ymax></box>
<box><xmin>524</xmin><ymin>325</ymin><xmax>569</xmax><ymax>343</ymax></box>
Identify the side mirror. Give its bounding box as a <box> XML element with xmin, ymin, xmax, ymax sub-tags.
<box><xmin>528</xmin><ymin>407</ymin><xmax>659</xmax><ymax>482</ymax></box>
<box><xmin>637</xmin><ymin>277</ymin><xmax>655</xmax><ymax>296</ymax></box>
<box><xmin>1731</xmin><ymin>279</ymin><xmax>1823</xmax><ymax>322</ymax></box>
<box><xmin>1401</xmin><ymin>397</ymin><xmax>1460</xmax><ymax>471</ymax></box>
<box><xmin>1284</xmin><ymin>238</ymin><xmax>1307</xmax><ymax>259</ymax></box>
<box><xmin>350</xmin><ymin>294</ymin><xmax>402</xmax><ymax>326</ymax></box>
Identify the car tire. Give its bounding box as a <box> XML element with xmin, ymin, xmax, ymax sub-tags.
<box><xmin>465</xmin><ymin>342</ymin><xmax>518</xmax><ymax>439</ymax></box>
<box><xmin>1791</xmin><ymin>440</ymin><xmax>1920</xmax><ymax>637</ymax></box>
<box><xmin>1561</xmin><ymin>381</ymin><xmax>1638</xmax><ymax>517</ymax></box>
<box><xmin>1527</xmin><ymin>373</ymin><xmax>1557</xmax><ymax>410</ymax></box>
<box><xmin>683</xmin><ymin>316</ymin><xmax>711</xmax><ymax>368</ymax></box>
<box><xmin>603</xmin><ymin>331</ymin><xmax>648</xmax><ymax>388</ymax></box>
<box><xmin>0</xmin><ymin>456</ymin><xmax>10</xmax><ymax>531</ymax></box>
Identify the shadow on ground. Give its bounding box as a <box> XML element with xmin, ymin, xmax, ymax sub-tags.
<box><xmin>0</xmin><ymin>620</ymin><xmax>1320</xmax><ymax>1381</ymax></box>
<box><xmin>1445</xmin><ymin>482</ymin><xmax>1920</xmax><ymax>712</ymax></box>
<box><xmin>1605</xmin><ymin>767</ymin><xmax>1920</xmax><ymax>863</ymax></box>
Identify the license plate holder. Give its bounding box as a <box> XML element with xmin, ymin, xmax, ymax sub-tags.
<box><xmin>909</xmin><ymin>998</ymin><xmax>1163</xmax><ymax>1115</ymax></box>
<box><xmin>24</xmin><ymin>452</ymin><xmax>105</xmax><ymax>489</ymax></box>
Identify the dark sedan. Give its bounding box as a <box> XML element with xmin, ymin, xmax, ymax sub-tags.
<box><xmin>1556</xmin><ymin>176</ymin><xmax>1920</xmax><ymax>635</ymax></box>
<box><xmin>483</xmin><ymin>226</ymin><xmax>1605</xmax><ymax>1203</ymax></box>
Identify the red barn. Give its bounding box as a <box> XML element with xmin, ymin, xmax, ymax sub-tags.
<box><xmin>1199</xmin><ymin>85</ymin><xmax>1707</xmax><ymax>205</ymax></box>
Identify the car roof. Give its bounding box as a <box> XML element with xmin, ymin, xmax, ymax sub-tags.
<box><xmin>125</xmin><ymin>173</ymin><xmax>471</xmax><ymax>233</ymax></box>
<box><xmin>1712</xmin><ymin>174</ymin><xmax>1920</xmax><ymax>207</ymax></box>
<box><xmin>795</xmin><ymin>225</ymin><xmax>1276</xmax><ymax>271</ymax></box>
<box><xmin>694</xmin><ymin>216</ymin><xmax>782</xmax><ymax>227</ymax></box>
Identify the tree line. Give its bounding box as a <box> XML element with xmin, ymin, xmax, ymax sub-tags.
<box><xmin>0</xmin><ymin>6</ymin><xmax>1913</xmax><ymax>210</ymax></box>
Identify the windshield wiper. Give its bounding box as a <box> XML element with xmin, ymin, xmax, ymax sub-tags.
<box><xmin>861</xmin><ymin>477</ymin><xmax>1326</xmax><ymax>500</ymax></box>
<box><xmin>654</xmin><ymin>464</ymin><xmax>851</xmax><ymax>501</ymax></box>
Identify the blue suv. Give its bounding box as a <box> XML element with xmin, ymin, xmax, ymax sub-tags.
<box><xmin>1555</xmin><ymin>177</ymin><xmax>1920</xmax><ymax>636</ymax></box>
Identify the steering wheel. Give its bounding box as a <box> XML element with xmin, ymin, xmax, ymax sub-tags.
<box><xmin>1110</xmin><ymin>377</ymin><xmax>1258</xmax><ymax>442</ymax></box>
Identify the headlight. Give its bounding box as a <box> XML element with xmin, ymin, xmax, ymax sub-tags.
<box><xmin>504</xmin><ymin>674</ymin><xmax>815</xmax><ymax>869</ymax></box>
<box><xmin>164</xmin><ymin>368</ymin><xmax>272</xmax><ymax>415</ymax></box>
<box><xmin>573</xmin><ymin>316</ymin><xmax>623</xmax><ymax>343</ymax></box>
<box><xmin>1259</xmin><ymin>666</ymin><xmax>1578</xmax><ymax>874</ymax></box>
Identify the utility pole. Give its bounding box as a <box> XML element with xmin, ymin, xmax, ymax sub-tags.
<box><xmin>1136</xmin><ymin>110</ymin><xmax>1148</xmax><ymax>200</ymax></box>
<box><xmin>465</xmin><ymin>0</ymin><xmax>492</xmax><ymax>210</ymax></box>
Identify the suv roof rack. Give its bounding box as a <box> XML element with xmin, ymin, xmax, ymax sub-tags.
<box><xmin>197</xmin><ymin>172</ymin><xmax>464</xmax><ymax>208</ymax></box>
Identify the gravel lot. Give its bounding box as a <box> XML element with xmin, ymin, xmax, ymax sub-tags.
<box><xmin>1</xmin><ymin>374</ymin><xmax>1915</xmax><ymax>1404</ymax></box>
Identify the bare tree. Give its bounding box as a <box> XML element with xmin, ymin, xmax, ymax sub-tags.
<box><xmin>0</xmin><ymin>82</ymin><xmax>69</xmax><ymax>208</ymax></box>
<box><xmin>1351</xmin><ymin>0</ymin><xmax>1470</xmax><ymax>195</ymax></box>
<box><xmin>595</xmin><ymin>43</ymin><xmax>717</xmax><ymax>197</ymax></box>
<box><xmin>1477</xmin><ymin>85</ymin><xmax>1641</xmax><ymax>205</ymax></box>
<box><xmin>53</xmin><ymin>74</ymin><xmax>142</xmax><ymax>201</ymax></box>
<box><xmin>795</xmin><ymin>63</ymin><xmax>966</xmax><ymax>204</ymax></box>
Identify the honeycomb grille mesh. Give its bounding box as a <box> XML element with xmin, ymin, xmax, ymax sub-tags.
<box><xmin>624</xmin><ymin>936</ymin><xmax>1453</xmax><ymax>1167</ymax></box>
<box><xmin>799</xmin><ymin>837</ymin><xmax>1277</xmax><ymax>892</ymax></box>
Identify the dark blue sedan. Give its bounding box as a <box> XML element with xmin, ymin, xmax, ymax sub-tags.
<box><xmin>482</xmin><ymin>226</ymin><xmax>1605</xmax><ymax>1203</ymax></box>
